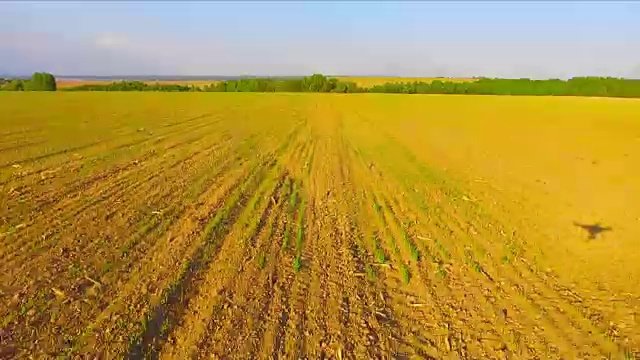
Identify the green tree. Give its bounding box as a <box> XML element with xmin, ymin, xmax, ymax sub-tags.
<box><xmin>25</xmin><ymin>72</ymin><xmax>57</xmax><ymax>91</ymax></box>
<box><xmin>302</xmin><ymin>74</ymin><xmax>329</xmax><ymax>92</ymax></box>
<box><xmin>321</xmin><ymin>78</ymin><xmax>338</xmax><ymax>92</ymax></box>
<box><xmin>2</xmin><ymin>79</ymin><xmax>25</xmax><ymax>91</ymax></box>
<box><xmin>331</xmin><ymin>81</ymin><xmax>360</xmax><ymax>93</ymax></box>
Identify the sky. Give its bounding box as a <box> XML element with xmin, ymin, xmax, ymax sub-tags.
<box><xmin>0</xmin><ymin>1</ymin><xmax>639</xmax><ymax>78</ymax></box>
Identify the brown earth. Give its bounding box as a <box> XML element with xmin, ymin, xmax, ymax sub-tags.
<box><xmin>0</xmin><ymin>92</ymin><xmax>638</xmax><ymax>359</ymax></box>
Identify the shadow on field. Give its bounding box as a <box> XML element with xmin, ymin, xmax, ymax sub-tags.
<box><xmin>573</xmin><ymin>222</ymin><xmax>612</xmax><ymax>240</ymax></box>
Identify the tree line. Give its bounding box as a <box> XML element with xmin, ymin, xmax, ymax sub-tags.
<box><xmin>62</xmin><ymin>74</ymin><xmax>362</xmax><ymax>93</ymax></box>
<box><xmin>0</xmin><ymin>72</ymin><xmax>57</xmax><ymax>91</ymax></box>
<box><xmin>367</xmin><ymin>77</ymin><xmax>640</xmax><ymax>98</ymax></box>
<box><xmin>63</xmin><ymin>81</ymin><xmax>199</xmax><ymax>92</ymax></box>
<box><xmin>49</xmin><ymin>74</ymin><xmax>640</xmax><ymax>98</ymax></box>
<box><xmin>4</xmin><ymin>72</ymin><xmax>640</xmax><ymax>98</ymax></box>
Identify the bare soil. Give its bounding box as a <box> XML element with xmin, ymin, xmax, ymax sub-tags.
<box><xmin>0</xmin><ymin>92</ymin><xmax>638</xmax><ymax>358</ymax></box>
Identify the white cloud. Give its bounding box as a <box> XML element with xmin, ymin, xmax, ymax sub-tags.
<box><xmin>93</xmin><ymin>33</ymin><xmax>130</xmax><ymax>49</ymax></box>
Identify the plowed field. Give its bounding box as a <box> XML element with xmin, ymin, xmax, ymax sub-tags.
<box><xmin>1</xmin><ymin>92</ymin><xmax>639</xmax><ymax>359</ymax></box>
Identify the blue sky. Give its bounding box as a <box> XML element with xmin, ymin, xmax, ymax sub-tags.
<box><xmin>0</xmin><ymin>1</ymin><xmax>638</xmax><ymax>78</ymax></box>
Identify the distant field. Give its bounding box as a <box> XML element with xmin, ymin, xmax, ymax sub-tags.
<box><xmin>336</xmin><ymin>76</ymin><xmax>477</xmax><ymax>88</ymax></box>
<box><xmin>56</xmin><ymin>77</ymin><xmax>475</xmax><ymax>89</ymax></box>
<box><xmin>56</xmin><ymin>79</ymin><xmax>217</xmax><ymax>88</ymax></box>
<box><xmin>0</xmin><ymin>92</ymin><xmax>639</xmax><ymax>358</ymax></box>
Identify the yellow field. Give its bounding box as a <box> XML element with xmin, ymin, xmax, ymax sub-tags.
<box><xmin>0</xmin><ymin>92</ymin><xmax>638</xmax><ymax>358</ymax></box>
<box><xmin>336</xmin><ymin>76</ymin><xmax>476</xmax><ymax>88</ymax></box>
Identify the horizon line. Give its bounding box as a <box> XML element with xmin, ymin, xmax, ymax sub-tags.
<box><xmin>3</xmin><ymin>74</ymin><xmax>639</xmax><ymax>81</ymax></box>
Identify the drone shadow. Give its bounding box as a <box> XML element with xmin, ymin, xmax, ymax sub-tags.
<box><xmin>573</xmin><ymin>221</ymin><xmax>612</xmax><ymax>240</ymax></box>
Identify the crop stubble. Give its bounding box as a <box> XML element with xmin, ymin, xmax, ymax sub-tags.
<box><xmin>0</xmin><ymin>92</ymin><xmax>639</xmax><ymax>358</ymax></box>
